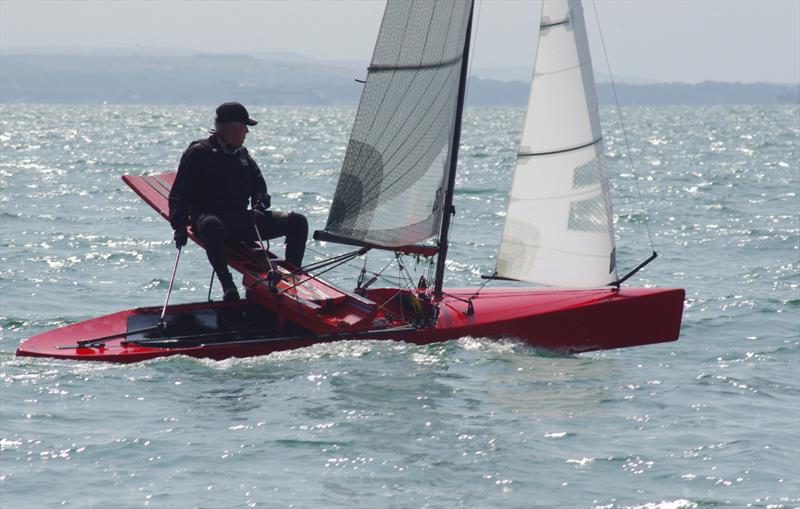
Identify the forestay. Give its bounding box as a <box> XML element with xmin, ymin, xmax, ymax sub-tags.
<box><xmin>495</xmin><ymin>0</ymin><xmax>618</xmax><ymax>287</ymax></box>
<box><xmin>317</xmin><ymin>0</ymin><xmax>472</xmax><ymax>250</ymax></box>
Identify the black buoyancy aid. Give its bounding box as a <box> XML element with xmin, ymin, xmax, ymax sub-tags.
<box><xmin>187</xmin><ymin>138</ymin><xmax>258</xmax><ymax>215</ymax></box>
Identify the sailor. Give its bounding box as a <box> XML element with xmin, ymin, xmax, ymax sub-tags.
<box><xmin>169</xmin><ymin>102</ymin><xmax>308</xmax><ymax>301</ymax></box>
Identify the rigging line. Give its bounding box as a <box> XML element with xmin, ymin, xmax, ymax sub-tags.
<box><xmin>590</xmin><ymin>0</ymin><xmax>655</xmax><ymax>250</ymax></box>
<box><xmin>207</xmin><ymin>269</ymin><xmax>215</xmax><ymax>302</ymax></box>
<box><xmin>375</xmin><ymin>287</ymin><xmax>414</xmax><ymax>319</ymax></box>
<box><xmin>389</xmin><ymin>263</ymin><xmax>415</xmax><ymax>323</ymax></box>
<box><xmin>357</xmin><ymin>253</ymin><xmax>368</xmax><ymax>288</ymax></box>
<box><xmin>304</xmin><ymin>246</ymin><xmax>421</xmax><ymax>289</ymax></box>
<box><xmin>367</xmin><ymin>256</ymin><xmax>399</xmax><ymax>287</ymax></box>
<box><xmin>378</xmin><ymin>258</ymin><xmax>399</xmax><ymax>279</ymax></box>
<box><xmin>395</xmin><ymin>253</ymin><xmax>418</xmax><ymax>289</ymax></box>
<box><xmin>442</xmin><ymin>292</ymin><xmax>471</xmax><ymax>304</ymax></box>
<box><xmin>463</xmin><ymin>0</ymin><xmax>482</xmax><ymax>107</ymax></box>
<box><xmin>467</xmin><ymin>270</ymin><xmax>494</xmax><ymax>301</ymax></box>
<box><xmin>299</xmin><ymin>248</ymin><xmax>368</xmax><ymax>274</ymax></box>
<box><xmin>304</xmin><ymin>245</ymin><xmax>388</xmax><ymax>279</ymax></box>
<box><xmin>442</xmin><ymin>266</ymin><xmax>494</xmax><ymax>306</ymax></box>
<box><xmin>393</xmin><ymin>257</ymin><xmax>421</xmax><ymax>293</ymax></box>
<box><xmin>391</xmin><ymin>256</ymin><xmax>418</xmax><ymax>291</ymax></box>
<box><xmin>276</xmin><ymin>250</ymin><xmax>364</xmax><ymax>295</ymax></box>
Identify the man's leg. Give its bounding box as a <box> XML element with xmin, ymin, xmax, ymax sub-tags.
<box><xmin>194</xmin><ymin>213</ymin><xmax>239</xmax><ymax>301</ymax></box>
<box><xmin>253</xmin><ymin>210</ymin><xmax>308</xmax><ymax>268</ymax></box>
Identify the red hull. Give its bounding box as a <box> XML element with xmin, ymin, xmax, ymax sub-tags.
<box><xmin>16</xmin><ymin>287</ymin><xmax>684</xmax><ymax>363</ymax></box>
<box><xmin>16</xmin><ymin>171</ymin><xmax>684</xmax><ymax>362</ymax></box>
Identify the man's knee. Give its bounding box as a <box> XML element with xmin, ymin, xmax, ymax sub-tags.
<box><xmin>196</xmin><ymin>214</ymin><xmax>225</xmax><ymax>241</ymax></box>
<box><xmin>288</xmin><ymin>212</ymin><xmax>308</xmax><ymax>237</ymax></box>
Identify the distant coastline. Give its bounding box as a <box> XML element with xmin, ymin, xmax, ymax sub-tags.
<box><xmin>1</xmin><ymin>53</ymin><xmax>797</xmax><ymax>106</ymax></box>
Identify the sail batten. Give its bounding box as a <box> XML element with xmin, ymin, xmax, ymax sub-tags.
<box><xmin>368</xmin><ymin>55</ymin><xmax>463</xmax><ymax>72</ymax></box>
<box><xmin>519</xmin><ymin>136</ymin><xmax>603</xmax><ymax>157</ymax></box>
<box><xmin>540</xmin><ymin>18</ymin><xmax>570</xmax><ymax>28</ymax></box>
<box><xmin>533</xmin><ymin>61</ymin><xmax>591</xmax><ymax>77</ymax></box>
<box><xmin>494</xmin><ymin>0</ymin><xmax>618</xmax><ymax>288</ymax></box>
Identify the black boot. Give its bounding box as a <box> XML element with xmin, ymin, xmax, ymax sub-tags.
<box><xmin>218</xmin><ymin>271</ymin><xmax>240</xmax><ymax>302</ymax></box>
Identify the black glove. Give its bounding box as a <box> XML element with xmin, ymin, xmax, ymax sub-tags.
<box><xmin>174</xmin><ymin>228</ymin><xmax>188</xmax><ymax>249</ymax></box>
<box><xmin>253</xmin><ymin>194</ymin><xmax>271</xmax><ymax>212</ymax></box>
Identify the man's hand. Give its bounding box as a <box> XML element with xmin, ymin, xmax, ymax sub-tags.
<box><xmin>174</xmin><ymin>228</ymin><xmax>188</xmax><ymax>249</ymax></box>
<box><xmin>253</xmin><ymin>194</ymin><xmax>271</xmax><ymax>212</ymax></box>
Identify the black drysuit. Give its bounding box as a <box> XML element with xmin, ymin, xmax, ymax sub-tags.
<box><xmin>168</xmin><ymin>135</ymin><xmax>307</xmax><ymax>286</ymax></box>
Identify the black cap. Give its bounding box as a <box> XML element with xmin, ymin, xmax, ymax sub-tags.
<box><xmin>215</xmin><ymin>102</ymin><xmax>258</xmax><ymax>126</ymax></box>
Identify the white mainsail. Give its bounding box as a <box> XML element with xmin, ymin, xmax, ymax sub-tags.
<box><xmin>495</xmin><ymin>0</ymin><xmax>617</xmax><ymax>287</ymax></box>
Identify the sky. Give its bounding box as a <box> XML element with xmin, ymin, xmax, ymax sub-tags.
<box><xmin>1</xmin><ymin>0</ymin><xmax>798</xmax><ymax>84</ymax></box>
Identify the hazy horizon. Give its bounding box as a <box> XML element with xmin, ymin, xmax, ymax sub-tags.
<box><xmin>1</xmin><ymin>0</ymin><xmax>799</xmax><ymax>85</ymax></box>
<box><xmin>1</xmin><ymin>47</ymin><xmax>797</xmax><ymax>87</ymax></box>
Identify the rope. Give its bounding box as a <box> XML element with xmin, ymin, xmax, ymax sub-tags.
<box><xmin>463</xmin><ymin>0</ymin><xmax>482</xmax><ymax>104</ymax></box>
<box><xmin>276</xmin><ymin>250</ymin><xmax>364</xmax><ymax>295</ymax></box>
<box><xmin>467</xmin><ymin>270</ymin><xmax>494</xmax><ymax>301</ymax></box>
<box><xmin>590</xmin><ymin>0</ymin><xmax>656</xmax><ymax>251</ymax></box>
<box><xmin>299</xmin><ymin>247</ymin><xmax>368</xmax><ymax>274</ymax></box>
<box><xmin>207</xmin><ymin>269</ymin><xmax>215</xmax><ymax>302</ymax></box>
<box><xmin>304</xmin><ymin>245</ymin><xmax>432</xmax><ymax>290</ymax></box>
<box><xmin>395</xmin><ymin>253</ymin><xmax>418</xmax><ymax>290</ymax></box>
<box><xmin>358</xmin><ymin>256</ymin><xmax>398</xmax><ymax>292</ymax></box>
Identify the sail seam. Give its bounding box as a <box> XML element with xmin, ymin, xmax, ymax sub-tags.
<box><xmin>533</xmin><ymin>59</ymin><xmax>591</xmax><ymax>77</ymax></box>
<box><xmin>500</xmin><ymin>241</ymin><xmax>613</xmax><ymax>258</ymax></box>
<box><xmin>368</xmin><ymin>55</ymin><xmax>463</xmax><ymax>73</ymax></box>
<box><xmin>540</xmin><ymin>18</ymin><xmax>569</xmax><ymax>29</ymax></box>
<box><xmin>509</xmin><ymin>186</ymin><xmax>606</xmax><ymax>202</ymax></box>
<box><xmin>518</xmin><ymin>137</ymin><xmax>602</xmax><ymax>157</ymax></box>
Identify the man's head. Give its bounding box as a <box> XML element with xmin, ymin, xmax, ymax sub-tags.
<box><xmin>214</xmin><ymin>102</ymin><xmax>257</xmax><ymax>148</ymax></box>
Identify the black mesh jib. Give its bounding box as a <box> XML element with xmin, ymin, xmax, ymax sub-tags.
<box><xmin>321</xmin><ymin>0</ymin><xmax>473</xmax><ymax>249</ymax></box>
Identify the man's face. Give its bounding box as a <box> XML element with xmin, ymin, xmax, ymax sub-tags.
<box><xmin>219</xmin><ymin>121</ymin><xmax>249</xmax><ymax>147</ymax></box>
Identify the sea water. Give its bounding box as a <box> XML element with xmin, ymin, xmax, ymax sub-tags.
<box><xmin>0</xmin><ymin>104</ymin><xmax>797</xmax><ymax>509</ymax></box>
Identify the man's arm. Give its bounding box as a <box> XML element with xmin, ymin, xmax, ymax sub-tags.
<box><xmin>169</xmin><ymin>145</ymin><xmax>203</xmax><ymax>248</ymax></box>
<box><xmin>247</xmin><ymin>154</ymin><xmax>271</xmax><ymax>211</ymax></box>
<box><xmin>169</xmin><ymin>147</ymin><xmax>198</xmax><ymax>230</ymax></box>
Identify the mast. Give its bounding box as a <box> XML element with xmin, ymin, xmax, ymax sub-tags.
<box><xmin>433</xmin><ymin>1</ymin><xmax>475</xmax><ymax>300</ymax></box>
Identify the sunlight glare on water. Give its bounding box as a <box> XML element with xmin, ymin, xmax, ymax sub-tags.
<box><xmin>0</xmin><ymin>104</ymin><xmax>798</xmax><ymax>508</ymax></box>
